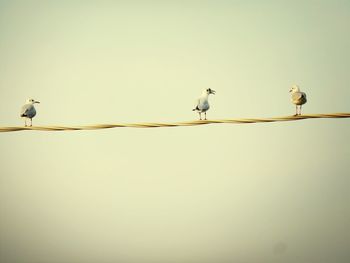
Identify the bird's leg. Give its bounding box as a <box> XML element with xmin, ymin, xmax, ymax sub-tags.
<box><xmin>30</xmin><ymin>118</ymin><xmax>33</xmax><ymax>127</ymax></box>
<box><xmin>199</xmin><ymin>112</ymin><xmax>202</xmax><ymax>120</ymax></box>
<box><xmin>299</xmin><ymin>105</ymin><xmax>302</xmax><ymax>115</ymax></box>
<box><xmin>24</xmin><ymin>119</ymin><xmax>27</xmax><ymax>127</ymax></box>
<box><xmin>204</xmin><ymin>112</ymin><xmax>207</xmax><ymax>120</ymax></box>
<box><xmin>294</xmin><ymin>105</ymin><xmax>298</xmax><ymax>116</ymax></box>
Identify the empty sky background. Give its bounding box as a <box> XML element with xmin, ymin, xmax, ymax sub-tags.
<box><xmin>0</xmin><ymin>1</ymin><xmax>349</xmax><ymax>262</ymax></box>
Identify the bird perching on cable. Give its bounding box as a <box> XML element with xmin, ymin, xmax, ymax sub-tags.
<box><xmin>289</xmin><ymin>85</ymin><xmax>307</xmax><ymax>116</ymax></box>
<box><xmin>20</xmin><ymin>98</ymin><xmax>40</xmax><ymax>127</ymax></box>
<box><xmin>193</xmin><ymin>88</ymin><xmax>216</xmax><ymax>120</ymax></box>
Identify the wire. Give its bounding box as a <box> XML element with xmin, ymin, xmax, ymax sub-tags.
<box><xmin>1</xmin><ymin>113</ymin><xmax>349</xmax><ymax>132</ymax></box>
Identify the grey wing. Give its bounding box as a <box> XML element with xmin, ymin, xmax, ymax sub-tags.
<box><xmin>193</xmin><ymin>99</ymin><xmax>200</xmax><ymax>111</ymax></box>
<box><xmin>198</xmin><ymin>98</ymin><xmax>209</xmax><ymax>111</ymax></box>
<box><xmin>20</xmin><ymin>104</ymin><xmax>35</xmax><ymax>118</ymax></box>
<box><xmin>20</xmin><ymin>105</ymin><xmax>30</xmax><ymax>117</ymax></box>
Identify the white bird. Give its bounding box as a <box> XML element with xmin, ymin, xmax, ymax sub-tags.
<box><xmin>289</xmin><ymin>85</ymin><xmax>307</xmax><ymax>116</ymax></box>
<box><xmin>193</xmin><ymin>88</ymin><xmax>216</xmax><ymax>120</ymax></box>
<box><xmin>20</xmin><ymin>98</ymin><xmax>40</xmax><ymax>126</ymax></box>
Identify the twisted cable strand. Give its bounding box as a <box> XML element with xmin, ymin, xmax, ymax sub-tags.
<box><xmin>0</xmin><ymin>113</ymin><xmax>349</xmax><ymax>133</ymax></box>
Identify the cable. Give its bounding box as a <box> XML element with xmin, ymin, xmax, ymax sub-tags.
<box><xmin>0</xmin><ymin>113</ymin><xmax>349</xmax><ymax>132</ymax></box>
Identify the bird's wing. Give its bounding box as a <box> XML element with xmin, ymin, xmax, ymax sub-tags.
<box><xmin>301</xmin><ymin>92</ymin><xmax>307</xmax><ymax>100</ymax></box>
<box><xmin>292</xmin><ymin>92</ymin><xmax>303</xmax><ymax>101</ymax></box>
<box><xmin>20</xmin><ymin>104</ymin><xmax>32</xmax><ymax>117</ymax></box>
<box><xmin>193</xmin><ymin>99</ymin><xmax>200</xmax><ymax>110</ymax></box>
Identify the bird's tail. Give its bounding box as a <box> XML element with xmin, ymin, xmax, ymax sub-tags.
<box><xmin>192</xmin><ymin>106</ymin><xmax>199</xmax><ymax>111</ymax></box>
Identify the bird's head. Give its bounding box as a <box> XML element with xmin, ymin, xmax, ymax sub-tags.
<box><xmin>26</xmin><ymin>98</ymin><xmax>40</xmax><ymax>104</ymax></box>
<box><xmin>289</xmin><ymin>85</ymin><xmax>300</xmax><ymax>93</ymax></box>
<box><xmin>206</xmin><ymin>88</ymin><xmax>216</xmax><ymax>95</ymax></box>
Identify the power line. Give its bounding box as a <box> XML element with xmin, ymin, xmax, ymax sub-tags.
<box><xmin>1</xmin><ymin>113</ymin><xmax>349</xmax><ymax>133</ymax></box>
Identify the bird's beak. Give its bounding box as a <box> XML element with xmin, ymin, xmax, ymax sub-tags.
<box><xmin>35</xmin><ymin>101</ymin><xmax>40</xmax><ymax>104</ymax></box>
<box><xmin>210</xmin><ymin>90</ymin><xmax>216</xmax><ymax>95</ymax></box>
<box><xmin>289</xmin><ymin>89</ymin><xmax>292</xmax><ymax>93</ymax></box>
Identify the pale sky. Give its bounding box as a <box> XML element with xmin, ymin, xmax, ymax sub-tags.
<box><xmin>0</xmin><ymin>1</ymin><xmax>349</xmax><ymax>263</ymax></box>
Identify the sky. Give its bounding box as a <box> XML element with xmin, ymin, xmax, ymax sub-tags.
<box><xmin>0</xmin><ymin>1</ymin><xmax>349</xmax><ymax>262</ymax></box>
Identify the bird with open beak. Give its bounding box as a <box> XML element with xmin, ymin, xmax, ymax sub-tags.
<box><xmin>193</xmin><ymin>88</ymin><xmax>216</xmax><ymax>120</ymax></box>
<box><xmin>20</xmin><ymin>98</ymin><xmax>40</xmax><ymax>126</ymax></box>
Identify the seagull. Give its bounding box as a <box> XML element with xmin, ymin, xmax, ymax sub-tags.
<box><xmin>192</xmin><ymin>88</ymin><xmax>216</xmax><ymax>120</ymax></box>
<box><xmin>289</xmin><ymin>85</ymin><xmax>307</xmax><ymax>116</ymax></box>
<box><xmin>20</xmin><ymin>98</ymin><xmax>40</xmax><ymax>126</ymax></box>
